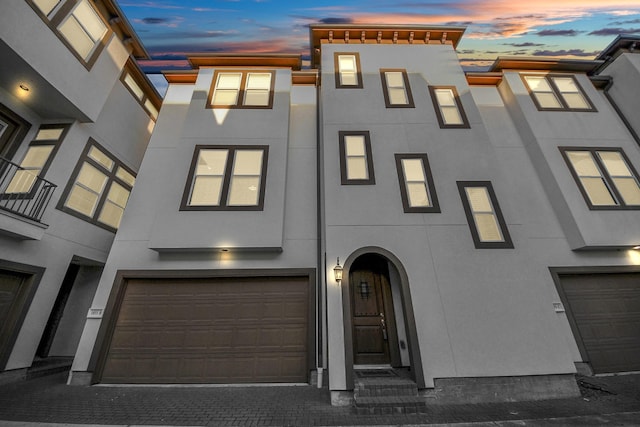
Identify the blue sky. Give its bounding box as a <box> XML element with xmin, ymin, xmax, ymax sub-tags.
<box><xmin>118</xmin><ymin>0</ymin><xmax>640</xmax><ymax>81</ymax></box>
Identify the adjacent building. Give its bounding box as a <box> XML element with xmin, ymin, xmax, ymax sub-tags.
<box><xmin>2</xmin><ymin>4</ymin><xmax>640</xmax><ymax>406</ymax></box>
<box><xmin>0</xmin><ymin>0</ymin><xmax>160</xmax><ymax>382</ymax></box>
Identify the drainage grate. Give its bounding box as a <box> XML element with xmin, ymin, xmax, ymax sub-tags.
<box><xmin>355</xmin><ymin>369</ymin><xmax>397</xmax><ymax>378</ymax></box>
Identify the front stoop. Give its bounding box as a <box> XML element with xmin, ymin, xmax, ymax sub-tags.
<box><xmin>353</xmin><ymin>374</ymin><xmax>427</xmax><ymax>414</ymax></box>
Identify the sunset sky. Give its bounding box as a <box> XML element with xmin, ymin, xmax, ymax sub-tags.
<box><xmin>118</xmin><ymin>0</ymin><xmax>640</xmax><ymax>92</ymax></box>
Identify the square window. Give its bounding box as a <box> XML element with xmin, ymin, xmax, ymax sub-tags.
<box><xmin>339</xmin><ymin>131</ymin><xmax>375</xmax><ymax>185</ymax></box>
<box><xmin>181</xmin><ymin>145</ymin><xmax>268</xmax><ymax>211</ymax></box>
<box><xmin>208</xmin><ymin>71</ymin><xmax>274</xmax><ymax>109</ymax></box>
<box><xmin>395</xmin><ymin>153</ymin><xmax>439</xmax><ymax>213</ymax></box>
<box><xmin>334</xmin><ymin>53</ymin><xmax>363</xmax><ymax>88</ymax></box>
<box><xmin>380</xmin><ymin>69</ymin><xmax>414</xmax><ymax>108</ymax></box>
<box><xmin>522</xmin><ymin>74</ymin><xmax>596</xmax><ymax>112</ymax></box>
<box><xmin>458</xmin><ymin>181</ymin><xmax>513</xmax><ymax>248</ymax></box>
<box><xmin>429</xmin><ymin>86</ymin><xmax>470</xmax><ymax>128</ymax></box>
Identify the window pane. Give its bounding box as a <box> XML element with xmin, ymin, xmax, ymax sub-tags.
<box><xmin>20</xmin><ymin>145</ymin><xmax>54</xmax><ymax>168</ymax></box>
<box><xmin>233</xmin><ymin>150</ymin><xmax>263</xmax><ymax>175</ymax></box>
<box><xmin>385</xmin><ymin>72</ymin><xmax>404</xmax><ymax>88</ymax></box>
<box><xmin>474</xmin><ymin>213</ymin><xmax>503</xmax><ymax>242</ymax></box>
<box><xmin>406</xmin><ymin>182</ymin><xmax>430</xmax><ymax>207</ymax></box>
<box><xmin>124</xmin><ymin>73</ymin><xmax>144</xmax><ymax>100</ymax></box>
<box><xmin>441</xmin><ymin>106</ymin><xmax>463</xmax><ymax>125</ymax></box>
<box><xmin>212</xmin><ymin>89</ymin><xmax>239</xmax><ymax>106</ymax></box>
<box><xmin>613</xmin><ymin>177</ymin><xmax>640</xmax><ymax>205</ymax></box>
<box><xmin>73</xmin><ymin>0</ymin><xmax>107</xmax><ymax>42</ymax></box>
<box><xmin>77</xmin><ymin>163</ymin><xmax>108</xmax><ymax>193</ymax></box>
<box><xmin>197</xmin><ymin>149</ymin><xmax>228</xmax><ymax>175</ymax></box>
<box><xmin>244</xmin><ymin>90</ymin><xmax>270</xmax><ymax>106</ymax></box>
<box><xmin>246</xmin><ymin>73</ymin><xmax>271</xmax><ymax>90</ymax></box>
<box><xmin>5</xmin><ymin>170</ymin><xmax>37</xmax><ymax>193</ymax></box>
<box><xmin>88</xmin><ymin>146</ymin><xmax>114</xmax><ymax>171</ymax></box>
<box><xmin>98</xmin><ymin>201</ymin><xmax>124</xmax><ymax>229</ymax></box>
<box><xmin>66</xmin><ymin>184</ymin><xmax>99</xmax><ymax>216</ymax></box>
<box><xmin>105</xmin><ymin>182</ymin><xmax>129</xmax><ymax>207</ymax></box>
<box><xmin>340</xmin><ymin>72</ymin><xmax>357</xmax><ymax>86</ymax></box>
<box><xmin>534</xmin><ymin>92</ymin><xmax>563</xmax><ymax>109</ymax></box>
<box><xmin>598</xmin><ymin>151</ymin><xmax>632</xmax><ymax>177</ymax></box>
<box><xmin>346</xmin><ymin>157</ymin><xmax>368</xmax><ymax>180</ymax></box>
<box><xmin>465</xmin><ymin>187</ymin><xmax>492</xmax><ymax>212</ymax></box>
<box><xmin>345</xmin><ymin>135</ymin><xmax>365</xmax><ymax>156</ymax></box>
<box><xmin>116</xmin><ymin>167</ymin><xmax>136</xmax><ymax>186</ymax></box>
<box><xmin>551</xmin><ymin>77</ymin><xmax>578</xmax><ymax>93</ymax></box>
<box><xmin>435</xmin><ymin>89</ymin><xmax>456</xmax><ymax>106</ymax></box>
<box><xmin>562</xmin><ymin>93</ymin><xmax>590</xmax><ymax>109</ymax></box>
<box><xmin>524</xmin><ymin>76</ymin><xmax>552</xmax><ymax>92</ymax></box>
<box><xmin>388</xmin><ymin>88</ymin><xmax>408</xmax><ymax>105</ymax></box>
<box><xmin>190</xmin><ymin>176</ymin><xmax>223</xmax><ymax>206</ymax></box>
<box><xmin>581</xmin><ymin>177</ymin><xmax>616</xmax><ymax>206</ymax></box>
<box><xmin>338</xmin><ymin>56</ymin><xmax>356</xmax><ymax>72</ymax></box>
<box><xmin>402</xmin><ymin>159</ymin><xmax>425</xmax><ymax>182</ymax></box>
<box><xmin>35</xmin><ymin>128</ymin><xmax>64</xmax><ymax>140</ymax></box>
<box><xmin>32</xmin><ymin>0</ymin><xmax>61</xmax><ymax>15</ymax></box>
<box><xmin>227</xmin><ymin>176</ymin><xmax>260</xmax><ymax>206</ymax></box>
<box><xmin>217</xmin><ymin>73</ymin><xmax>242</xmax><ymax>89</ymax></box>
<box><xmin>59</xmin><ymin>15</ymin><xmax>94</xmax><ymax>60</ymax></box>
<box><xmin>144</xmin><ymin>99</ymin><xmax>158</xmax><ymax>119</ymax></box>
<box><xmin>567</xmin><ymin>151</ymin><xmax>600</xmax><ymax>176</ymax></box>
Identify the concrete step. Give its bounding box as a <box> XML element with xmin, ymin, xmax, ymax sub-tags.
<box><xmin>355</xmin><ymin>376</ymin><xmax>418</xmax><ymax>397</ymax></box>
<box><xmin>354</xmin><ymin>395</ymin><xmax>429</xmax><ymax>414</ymax></box>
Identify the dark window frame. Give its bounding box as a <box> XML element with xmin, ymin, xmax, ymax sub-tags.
<box><xmin>457</xmin><ymin>181</ymin><xmax>513</xmax><ymax>249</ymax></box>
<box><xmin>334</xmin><ymin>52</ymin><xmax>363</xmax><ymax>89</ymax></box>
<box><xmin>56</xmin><ymin>139</ymin><xmax>136</xmax><ymax>232</ymax></box>
<box><xmin>380</xmin><ymin>69</ymin><xmax>415</xmax><ymax>108</ymax></box>
<box><xmin>25</xmin><ymin>0</ymin><xmax>112</xmax><ymax>70</ymax></box>
<box><xmin>120</xmin><ymin>61</ymin><xmax>159</xmax><ymax>121</ymax></box>
<box><xmin>428</xmin><ymin>85</ymin><xmax>470</xmax><ymax>129</ymax></box>
<box><xmin>206</xmin><ymin>70</ymin><xmax>275</xmax><ymax>109</ymax></box>
<box><xmin>559</xmin><ymin>146</ymin><xmax>640</xmax><ymax>210</ymax></box>
<box><xmin>180</xmin><ymin>145</ymin><xmax>269</xmax><ymax>211</ymax></box>
<box><xmin>520</xmin><ymin>74</ymin><xmax>597</xmax><ymax>112</ymax></box>
<box><xmin>339</xmin><ymin>131</ymin><xmax>375</xmax><ymax>185</ymax></box>
<box><xmin>394</xmin><ymin>153</ymin><xmax>440</xmax><ymax>213</ymax></box>
<box><xmin>0</xmin><ymin>103</ymin><xmax>32</xmax><ymax>161</ymax></box>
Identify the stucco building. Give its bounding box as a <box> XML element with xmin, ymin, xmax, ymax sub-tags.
<box><xmin>2</xmin><ymin>3</ymin><xmax>640</xmax><ymax>407</ymax></box>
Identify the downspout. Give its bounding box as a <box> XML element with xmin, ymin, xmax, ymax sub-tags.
<box><xmin>591</xmin><ymin>75</ymin><xmax>640</xmax><ymax>147</ymax></box>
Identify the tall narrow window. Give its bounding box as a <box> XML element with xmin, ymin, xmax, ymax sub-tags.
<box><xmin>395</xmin><ymin>154</ymin><xmax>439</xmax><ymax>213</ymax></box>
<box><xmin>181</xmin><ymin>146</ymin><xmax>268</xmax><ymax>211</ymax></box>
<box><xmin>4</xmin><ymin>125</ymin><xmax>68</xmax><ymax>194</ymax></box>
<box><xmin>429</xmin><ymin>86</ymin><xmax>469</xmax><ymax>128</ymax></box>
<box><xmin>208</xmin><ymin>71</ymin><xmax>275</xmax><ymax>108</ymax></box>
<box><xmin>561</xmin><ymin>147</ymin><xmax>640</xmax><ymax>209</ymax></box>
<box><xmin>522</xmin><ymin>74</ymin><xmax>595</xmax><ymax>111</ymax></box>
<box><xmin>58</xmin><ymin>141</ymin><xmax>135</xmax><ymax>231</ymax></box>
<box><xmin>121</xmin><ymin>64</ymin><xmax>160</xmax><ymax>120</ymax></box>
<box><xmin>458</xmin><ymin>181</ymin><xmax>513</xmax><ymax>248</ymax></box>
<box><xmin>380</xmin><ymin>69</ymin><xmax>414</xmax><ymax>108</ymax></box>
<box><xmin>339</xmin><ymin>131</ymin><xmax>375</xmax><ymax>185</ymax></box>
<box><xmin>334</xmin><ymin>53</ymin><xmax>362</xmax><ymax>88</ymax></box>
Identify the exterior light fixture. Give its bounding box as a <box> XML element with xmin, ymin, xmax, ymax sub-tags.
<box><xmin>19</xmin><ymin>84</ymin><xmax>29</xmax><ymax>92</ymax></box>
<box><xmin>333</xmin><ymin>257</ymin><xmax>343</xmax><ymax>284</ymax></box>
<box><xmin>633</xmin><ymin>246</ymin><xmax>640</xmax><ymax>250</ymax></box>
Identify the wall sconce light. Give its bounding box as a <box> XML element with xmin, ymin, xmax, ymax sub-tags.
<box><xmin>333</xmin><ymin>257</ymin><xmax>343</xmax><ymax>284</ymax></box>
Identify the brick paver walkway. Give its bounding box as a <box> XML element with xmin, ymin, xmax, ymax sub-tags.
<box><xmin>0</xmin><ymin>373</ymin><xmax>639</xmax><ymax>426</ymax></box>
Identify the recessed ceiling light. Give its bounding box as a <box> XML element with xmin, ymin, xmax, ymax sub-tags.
<box><xmin>19</xmin><ymin>84</ymin><xmax>29</xmax><ymax>91</ymax></box>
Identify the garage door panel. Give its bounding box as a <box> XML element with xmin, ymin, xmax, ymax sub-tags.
<box><xmin>560</xmin><ymin>273</ymin><xmax>640</xmax><ymax>374</ymax></box>
<box><xmin>101</xmin><ymin>276</ymin><xmax>310</xmax><ymax>383</ymax></box>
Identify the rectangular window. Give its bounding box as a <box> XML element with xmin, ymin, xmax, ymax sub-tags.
<box><xmin>522</xmin><ymin>74</ymin><xmax>595</xmax><ymax>111</ymax></box>
<box><xmin>4</xmin><ymin>125</ymin><xmax>68</xmax><ymax>195</ymax></box>
<box><xmin>334</xmin><ymin>53</ymin><xmax>362</xmax><ymax>88</ymax></box>
<box><xmin>395</xmin><ymin>153</ymin><xmax>440</xmax><ymax>213</ymax></box>
<box><xmin>429</xmin><ymin>86</ymin><xmax>470</xmax><ymax>128</ymax></box>
<box><xmin>339</xmin><ymin>131</ymin><xmax>375</xmax><ymax>185</ymax></box>
<box><xmin>560</xmin><ymin>147</ymin><xmax>640</xmax><ymax>209</ymax></box>
<box><xmin>380</xmin><ymin>69</ymin><xmax>414</xmax><ymax>108</ymax></box>
<box><xmin>181</xmin><ymin>146</ymin><xmax>268</xmax><ymax>211</ymax></box>
<box><xmin>58</xmin><ymin>141</ymin><xmax>135</xmax><ymax>231</ymax></box>
<box><xmin>208</xmin><ymin>71</ymin><xmax>275</xmax><ymax>109</ymax></box>
<box><xmin>26</xmin><ymin>0</ymin><xmax>110</xmax><ymax>68</ymax></box>
<box><xmin>121</xmin><ymin>68</ymin><xmax>159</xmax><ymax>120</ymax></box>
<box><xmin>458</xmin><ymin>181</ymin><xmax>513</xmax><ymax>249</ymax></box>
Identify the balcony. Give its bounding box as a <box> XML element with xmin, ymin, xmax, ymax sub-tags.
<box><xmin>0</xmin><ymin>157</ymin><xmax>56</xmax><ymax>240</ymax></box>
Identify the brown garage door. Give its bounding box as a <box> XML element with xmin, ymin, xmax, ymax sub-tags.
<box><xmin>559</xmin><ymin>273</ymin><xmax>640</xmax><ymax>374</ymax></box>
<box><xmin>100</xmin><ymin>276</ymin><xmax>309</xmax><ymax>383</ymax></box>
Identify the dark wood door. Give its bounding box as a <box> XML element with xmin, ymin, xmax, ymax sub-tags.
<box><xmin>350</xmin><ymin>268</ymin><xmax>399</xmax><ymax>365</ymax></box>
<box><xmin>0</xmin><ymin>271</ymin><xmax>28</xmax><ymax>368</ymax></box>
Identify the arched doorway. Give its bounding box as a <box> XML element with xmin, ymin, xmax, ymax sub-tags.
<box><xmin>341</xmin><ymin>247</ymin><xmax>424</xmax><ymax>389</ymax></box>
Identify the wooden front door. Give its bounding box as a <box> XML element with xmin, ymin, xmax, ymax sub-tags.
<box><xmin>350</xmin><ymin>261</ymin><xmax>400</xmax><ymax>366</ymax></box>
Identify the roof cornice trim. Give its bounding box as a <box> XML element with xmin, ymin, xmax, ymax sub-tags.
<box><xmin>490</xmin><ymin>57</ymin><xmax>604</xmax><ymax>73</ymax></box>
<box><xmin>187</xmin><ymin>54</ymin><xmax>302</xmax><ymax>70</ymax></box>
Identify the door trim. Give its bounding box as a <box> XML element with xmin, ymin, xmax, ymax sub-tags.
<box><xmin>341</xmin><ymin>247</ymin><xmax>424</xmax><ymax>389</ymax></box>
<box><xmin>0</xmin><ymin>259</ymin><xmax>45</xmax><ymax>370</ymax></box>
<box><xmin>89</xmin><ymin>268</ymin><xmax>317</xmax><ymax>384</ymax></box>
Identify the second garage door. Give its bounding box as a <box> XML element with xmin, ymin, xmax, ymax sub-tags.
<box><xmin>99</xmin><ymin>276</ymin><xmax>310</xmax><ymax>384</ymax></box>
<box><xmin>558</xmin><ymin>272</ymin><xmax>640</xmax><ymax>374</ymax></box>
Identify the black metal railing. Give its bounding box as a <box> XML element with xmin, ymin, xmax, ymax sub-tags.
<box><xmin>0</xmin><ymin>157</ymin><xmax>57</xmax><ymax>223</ymax></box>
